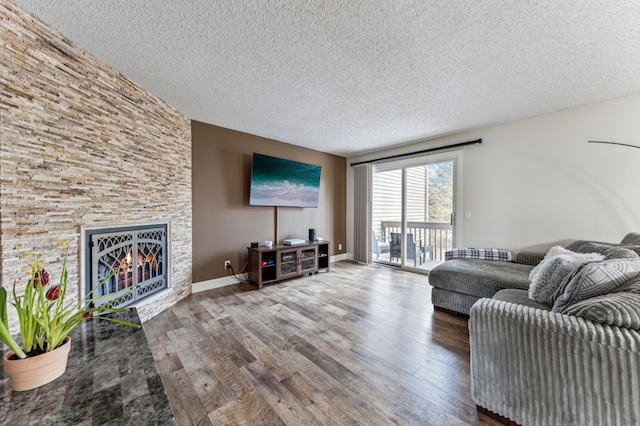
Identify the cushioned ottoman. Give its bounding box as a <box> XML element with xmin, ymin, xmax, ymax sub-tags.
<box><xmin>429</xmin><ymin>259</ymin><xmax>534</xmax><ymax>315</ymax></box>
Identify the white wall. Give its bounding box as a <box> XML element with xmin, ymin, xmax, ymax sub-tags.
<box><xmin>347</xmin><ymin>93</ymin><xmax>640</xmax><ymax>254</ymax></box>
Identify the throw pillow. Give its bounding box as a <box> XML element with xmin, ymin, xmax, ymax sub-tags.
<box><xmin>527</xmin><ymin>248</ymin><xmax>604</xmax><ymax>305</ymax></box>
<box><xmin>575</xmin><ymin>242</ymin><xmax>640</xmax><ymax>260</ymax></box>
<box><xmin>528</xmin><ymin>246</ymin><xmax>574</xmax><ymax>282</ymax></box>
<box><xmin>552</xmin><ymin>258</ymin><xmax>640</xmax><ymax>313</ymax></box>
<box><xmin>620</xmin><ymin>245</ymin><xmax>640</xmax><ymax>256</ymax></box>
<box><xmin>612</xmin><ymin>276</ymin><xmax>640</xmax><ymax>294</ymax></box>
<box><xmin>444</xmin><ymin>248</ymin><xmax>513</xmax><ymax>262</ymax></box>
<box><xmin>561</xmin><ymin>291</ymin><xmax>640</xmax><ymax>331</ymax></box>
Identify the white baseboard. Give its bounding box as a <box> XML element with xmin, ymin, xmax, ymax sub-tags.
<box><xmin>192</xmin><ymin>256</ymin><xmax>349</xmax><ymax>293</ymax></box>
<box><xmin>331</xmin><ymin>253</ymin><xmax>350</xmax><ymax>262</ymax></box>
<box><xmin>192</xmin><ymin>275</ymin><xmax>243</xmax><ymax>293</ymax></box>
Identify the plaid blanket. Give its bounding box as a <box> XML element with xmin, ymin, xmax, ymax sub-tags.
<box><xmin>445</xmin><ymin>248</ymin><xmax>513</xmax><ymax>262</ymax></box>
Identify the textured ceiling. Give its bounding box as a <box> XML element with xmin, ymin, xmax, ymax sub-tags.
<box><xmin>12</xmin><ymin>0</ymin><xmax>640</xmax><ymax>156</ymax></box>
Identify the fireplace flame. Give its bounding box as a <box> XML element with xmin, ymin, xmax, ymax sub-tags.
<box><xmin>137</xmin><ymin>253</ymin><xmax>157</xmax><ymax>268</ymax></box>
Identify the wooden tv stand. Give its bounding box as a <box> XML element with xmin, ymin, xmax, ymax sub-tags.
<box><xmin>248</xmin><ymin>241</ymin><xmax>330</xmax><ymax>289</ymax></box>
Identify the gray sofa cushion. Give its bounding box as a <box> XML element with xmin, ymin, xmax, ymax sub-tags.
<box><xmin>492</xmin><ymin>289</ymin><xmax>551</xmax><ymax>311</ymax></box>
<box><xmin>429</xmin><ymin>259</ymin><xmax>532</xmax><ymax>299</ymax></box>
<box><xmin>552</xmin><ymin>258</ymin><xmax>640</xmax><ymax>312</ymax></box>
<box><xmin>512</xmin><ymin>250</ymin><xmax>546</xmax><ymax>266</ymax></box>
<box><xmin>564</xmin><ymin>239</ymin><xmax>615</xmax><ymax>252</ymax></box>
<box><xmin>621</xmin><ymin>232</ymin><xmax>640</xmax><ymax>245</ymax></box>
<box><xmin>565</xmin><ymin>233</ymin><xmax>640</xmax><ymax>254</ymax></box>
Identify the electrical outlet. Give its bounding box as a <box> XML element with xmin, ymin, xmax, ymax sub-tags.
<box><xmin>338</xmin><ymin>243</ymin><xmax>342</xmax><ymax>251</ymax></box>
<box><xmin>224</xmin><ymin>260</ymin><xmax>231</xmax><ymax>269</ymax></box>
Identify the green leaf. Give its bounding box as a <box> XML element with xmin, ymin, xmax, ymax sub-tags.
<box><xmin>0</xmin><ymin>287</ymin><xmax>7</xmax><ymax>325</ymax></box>
<box><xmin>0</xmin><ymin>288</ymin><xmax>27</xmax><ymax>359</ymax></box>
<box><xmin>91</xmin><ymin>315</ymin><xmax>141</xmax><ymax>329</ymax></box>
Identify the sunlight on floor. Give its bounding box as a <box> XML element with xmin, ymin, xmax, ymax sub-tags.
<box><xmin>372</xmin><ymin>253</ymin><xmax>443</xmax><ymax>272</ymax></box>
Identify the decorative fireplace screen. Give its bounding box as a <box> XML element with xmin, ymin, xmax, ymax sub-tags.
<box><xmin>89</xmin><ymin>225</ymin><xmax>167</xmax><ymax>308</ymax></box>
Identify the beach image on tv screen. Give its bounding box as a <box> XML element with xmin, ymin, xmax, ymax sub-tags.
<box><xmin>249</xmin><ymin>153</ymin><xmax>322</xmax><ymax>208</ymax></box>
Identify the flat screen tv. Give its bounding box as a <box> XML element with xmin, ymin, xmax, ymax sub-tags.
<box><xmin>249</xmin><ymin>153</ymin><xmax>322</xmax><ymax>208</ymax></box>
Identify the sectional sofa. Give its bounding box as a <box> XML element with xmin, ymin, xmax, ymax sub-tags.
<box><xmin>431</xmin><ymin>233</ymin><xmax>640</xmax><ymax>425</ymax></box>
<box><xmin>429</xmin><ymin>233</ymin><xmax>640</xmax><ymax>316</ymax></box>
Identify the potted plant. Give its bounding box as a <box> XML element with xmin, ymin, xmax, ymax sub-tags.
<box><xmin>0</xmin><ymin>241</ymin><xmax>140</xmax><ymax>391</ymax></box>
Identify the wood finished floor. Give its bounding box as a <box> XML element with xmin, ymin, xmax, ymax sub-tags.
<box><xmin>143</xmin><ymin>261</ymin><xmax>502</xmax><ymax>426</ymax></box>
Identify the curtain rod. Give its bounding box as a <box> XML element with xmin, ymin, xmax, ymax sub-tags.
<box><xmin>350</xmin><ymin>138</ymin><xmax>482</xmax><ymax>167</ymax></box>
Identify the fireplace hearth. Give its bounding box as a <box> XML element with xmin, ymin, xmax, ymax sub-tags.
<box><xmin>86</xmin><ymin>224</ymin><xmax>167</xmax><ymax>309</ymax></box>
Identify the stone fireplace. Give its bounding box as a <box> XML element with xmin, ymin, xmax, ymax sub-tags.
<box><xmin>1</xmin><ymin>3</ymin><xmax>192</xmax><ymax>329</ymax></box>
<box><xmin>85</xmin><ymin>224</ymin><xmax>168</xmax><ymax>309</ymax></box>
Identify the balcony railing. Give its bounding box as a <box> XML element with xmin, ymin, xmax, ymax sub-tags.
<box><xmin>378</xmin><ymin>221</ymin><xmax>453</xmax><ymax>261</ymax></box>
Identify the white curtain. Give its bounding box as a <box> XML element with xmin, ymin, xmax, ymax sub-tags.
<box><xmin>353</xmin><ymin>164</ymin><xmax>371</xmax><ymax>263</ymax></box>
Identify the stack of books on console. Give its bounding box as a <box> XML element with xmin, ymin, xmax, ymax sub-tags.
<box><xmin>283</xmin><ymin>239</ymin><xmax>306</xmax><ymax>246</ymax></box>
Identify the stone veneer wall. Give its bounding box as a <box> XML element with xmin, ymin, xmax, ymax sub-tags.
<box><xmin>0</xmin><ymin>0</ymin><xmax>192</xmax><ymax>327</ymax></box>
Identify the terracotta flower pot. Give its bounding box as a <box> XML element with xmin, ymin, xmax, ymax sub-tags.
<box><xmin>3</xmin><ymin>336</ymin><xmax>71</xmax><ymax>391</ymax></box>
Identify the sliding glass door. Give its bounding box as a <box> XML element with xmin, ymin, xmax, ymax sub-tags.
<box><xmin>371</xmin><ymin>154</ymin><xmax>457</xmax><ymax>271</ymax></box>
<box><xmin>371</xmin><ymin>168</ymin><xmax>402</xmax><ymax>266</ymax></box>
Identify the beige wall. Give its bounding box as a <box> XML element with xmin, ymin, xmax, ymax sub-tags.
<box><xmin>0</xmin><ymin>1</ymin><xmax>192</xmax><ymax>325</ymax></box>
<box><xmin>347</xmin><ymin>93</ymin><xmax>640</xmax><ymax>253</ymax></box>
<box><xmin>192</xmin><ymin>121</ymin><xmax>346</xmax><ymax>283</ymax></box>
